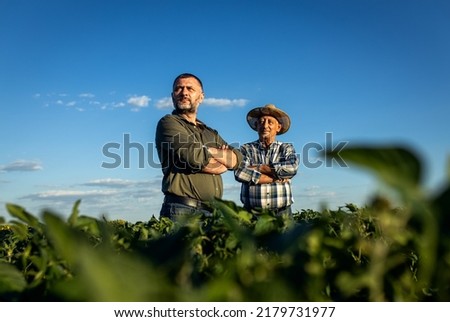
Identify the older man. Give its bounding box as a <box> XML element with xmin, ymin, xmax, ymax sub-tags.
<box><xmin>234</xmin><ymin>104</ymin><xmax>299</xmax><ymax>216</ymax></box>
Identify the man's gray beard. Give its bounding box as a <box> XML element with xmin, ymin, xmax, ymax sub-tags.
<box><xmin>175</xmin><ymin>103</ymin><xmax>197</xmax><ymax>114</ymax></box>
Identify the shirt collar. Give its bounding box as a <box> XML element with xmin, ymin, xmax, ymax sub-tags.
<box><xmin>171</xmin><ymin>110</ymin><xmax>206</xmax><ymax>129</ymax></box>
<box><xmin>256</xmin><ymin>140</ymin><xmax>279</xmax><ymax>149</ymax></box>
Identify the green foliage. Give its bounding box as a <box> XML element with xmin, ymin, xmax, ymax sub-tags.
<box><xmin>0</xmin><ymin>145</ymin><xmax>449</xmax><ymax>301</ymax></box>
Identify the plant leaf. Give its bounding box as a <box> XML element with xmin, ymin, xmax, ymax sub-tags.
<box><xmin>0</xmin><ymin>262</ymin><xmax>27</xmax><ymax>295</ymax></box>
<box><xmin>5</xmin><ymin>203</ymin><xmax>42</xmax><ymax>231</ymax></box>
<box><xmin>43</xmin><ymin>211</ymin><xmax>174</xmax><ymax>301</ymax></box>
<box><xmin>68</xmin><ymin>199</ymin><xmax>81</xmax><ymax>226</ymax></box>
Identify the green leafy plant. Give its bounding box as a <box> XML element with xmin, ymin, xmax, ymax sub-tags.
<box><xmin>0</xmin><ymin>145</ymin><xmax>448</xmax><ymax>301</ymax></box>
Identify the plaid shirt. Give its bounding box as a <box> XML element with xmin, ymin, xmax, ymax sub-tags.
<box><xmin>234</xmin><ymin>140</ymin><xmax>299</xmax><ymax>209</ymax></box>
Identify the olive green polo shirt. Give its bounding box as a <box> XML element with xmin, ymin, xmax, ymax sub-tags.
<box><xmin>155</xmin><ymin>111</ymin><xmax>242</xmax><ymax>202</ymax></box>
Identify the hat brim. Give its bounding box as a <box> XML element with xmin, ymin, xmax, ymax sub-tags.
<box><xmin>246</xmin><ymin>106</ymin><xmax>291</xmax><ymax>134</ymax></box>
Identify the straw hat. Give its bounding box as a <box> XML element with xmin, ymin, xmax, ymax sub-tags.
<box><xmin>246</xmin><ymin>104</ymin><xmax>291</xmax><ymax>135</ymax></box>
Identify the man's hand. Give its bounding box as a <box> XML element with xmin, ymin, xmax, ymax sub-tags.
<box><xmin>251</xmin><ymin>164</ymin><xmax>289</xmax><ymax>184</ymax></box>
<box><xmin>207</xmin><ymin>146</ymin><xmax>238</xmax><ymax>169</ymax></box>
<box><xmin>202</xmin><ymin>157</ymin><xmax>228</xmax><ymax>174</ymax></box>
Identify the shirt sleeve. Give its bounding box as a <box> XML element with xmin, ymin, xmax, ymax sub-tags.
<box><xmin>271</xmin><ymin>143</ymin><xmax>299</xmax><ymax>179</ymax></box>
<box><xmin>234</xmin><ymin>144</ymin><xmax>261</xmax><ymax>184</ymax></box>
<box><xmin>207</xmin><ymin>126</ymin><xmax>243</xmax><ymax>171</ymax></box>
<box><xmin>155</xmin><ymin>115</ymin><xmax>210</xmax><ymax>173</ymax></box>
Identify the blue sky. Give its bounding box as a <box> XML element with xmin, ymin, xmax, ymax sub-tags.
<box><xmin>1</xmin><ymin>0</ymin><xmax>449</xmax><ymax>222</ymax></box>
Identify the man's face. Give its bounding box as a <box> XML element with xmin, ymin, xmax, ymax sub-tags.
<box><xmin>257</xmin><ymin>115</ymin><xmax>281</xmax><ymax>142</ymax></box>
<box><xmin>171</xmin><ymin>77</ymin><xmax>204</xmax><ymax>114</ymax></box>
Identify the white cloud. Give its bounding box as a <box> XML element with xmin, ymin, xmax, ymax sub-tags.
<box><xmin>21</xmin><ymin>189</ymin><xmax>118</xmax><ymax>202</ymax></box>
<box><xmin>0</xmin><ymin>160</ymin><xmax>43</xmax><ymax>172</ymax></box>
<box><xmin>17</xmin><ymin>179</ymin><xmax>163</xmax><ymax>221</ymax></box>
<box><xmin>305</xmin><ymin>185</ymin><xmax>320</xmax><ymax>191</ymax></box>
<box><xmin>83</xmin><ymin>178</ymin><xmax>135</xmax><ymax>188</ymax></box>
<box><xmin>155</xmin><ymin>97</ymin><xmax>248</xmax><ymax>110</ymax></box>
<box><xmin>112</xmin><ymin>102</ymin><xmax>126</xmax><ymax>108</ymax></box>
<box><xmin>32</xmin><ymin>91</ymin><xmax>245</xmax><ymax>114</ymax></box>
<box><xmin>203</xmin><ymin>98</ymin><xmax>249</xmax><ymax>108</ymax></box>
<box><xmin>79</xmin><ymin>93</ymin><xmax>95</xmax><ymax>98</ymax></box>
<box><xmin>127</xmin><ymin>95</ymin><xmax>150</xmax><ymax>108</ymax></box>
<box><xmin>155</xmin><ymin>97</ymin><xmax>173</xmax><ymax>109</ymax></box>
<box><xmin>301</xmin><ymin>185</ymin><xmax>336</xmax><ymax>197</ymax></box>
<box><xmin>82</xmin><ymin>178</ymin><xmax>158</xmax><ymax>189</ymax></box>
